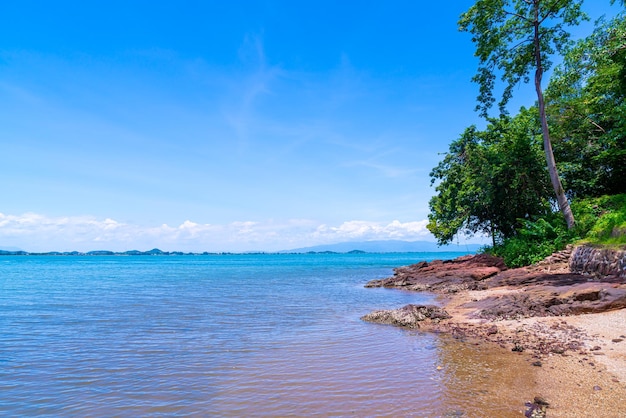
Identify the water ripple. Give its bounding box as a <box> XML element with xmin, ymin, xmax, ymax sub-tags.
<box><xmin>0</xmin><ymin>253</ymin><xmax>528</xmax><ymax>416</ymax></box>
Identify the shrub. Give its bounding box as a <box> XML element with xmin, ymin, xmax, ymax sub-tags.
<box><xmin>486</xmin><ymin>215</ymin><xmax>574</xmax><ymax>267</ymax></box>
<box><xmin>482</xmin><ymin>194</ymin><xmax>625</xmax><ymax>267</ymax></box>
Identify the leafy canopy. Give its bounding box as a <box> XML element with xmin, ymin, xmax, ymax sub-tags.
<box><xmin>458</xmin><ymin>0</ymin><xmax>587</xmax><ymax>117</ymax></box>
<box><xmin>546</xmin><ymin>13</ymin><xmax>626</xmax><ymax>196</ymax></box>
<box><xmin>428</xmin><ymin>109</ymin><xmax>552</xmax><ymax>245</ymax></box>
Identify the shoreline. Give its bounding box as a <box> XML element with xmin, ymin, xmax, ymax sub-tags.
<box><xmin>438</xmin><ymin>292</ymin><xmax>626</xmax><ymax>417</ymax></box>
<box><xmin>363</xmin><ymin>251</ymin><xmax>626</xmax><ymax>416</ymax></box>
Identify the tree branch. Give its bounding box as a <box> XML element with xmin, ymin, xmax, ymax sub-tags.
<box><xmin>580</xmin><ymin>113</ymin><xmax>607</xmax><ymax>133</ymax></box>
<box><xmin>539</xmin><ymin>0</ymin><xmax>567</xmax><ymax>24</ymax></box>
<box><xmin>504</xmin><ymin>9</ymin><xmax>533</xmax><ymax>23</ymax></box>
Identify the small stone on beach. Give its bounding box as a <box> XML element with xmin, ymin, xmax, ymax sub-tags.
<box><xmin>486</xmin><ymin>325</ymin><xmax>498</xmax><ymax>335</ymax></box>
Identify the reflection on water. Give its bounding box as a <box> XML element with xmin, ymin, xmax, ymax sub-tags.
<box><xmin>0</xmin><ymin>254</ymin><xmax>535</xmax><ymax>416</ymax></box>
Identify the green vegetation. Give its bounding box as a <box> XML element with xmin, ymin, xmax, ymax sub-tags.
<box><xmin>547</xmin><ymin>14</ymin><xmax>626</xmax><ymax>197</ymax></box>
<box><xmin>459</xmin><ymin>0</ymin><xmax>586</xmax><ymax>228</ymax></box>
<box><xmin>428</xmin><ymin>109</ymin><xmax>553</xmax><ymax>247</ymax></box>
<box><xmin>573</xmin><ymin>194</ymin><xmax>626</xmax><ymax>246</ymax></box>
<box><xmin>487</xmin><ymin>194</ymin><xmax>626</xmax><ymax>267</ymax></box>
<box><xmin>429</xmin><ymin>2</ymin><xmax>626</xmax><ymax>267</ymax></box>
<box><xmin>486</xmin><ymin>216</ymin><xmax>571</xmax><ymax>268</ymax></box>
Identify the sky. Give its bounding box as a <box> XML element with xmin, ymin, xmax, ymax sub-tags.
<box><xmin>0</xmin><ymin>1</ymin><xmax>620</xmax><ymax>252</ymax></box>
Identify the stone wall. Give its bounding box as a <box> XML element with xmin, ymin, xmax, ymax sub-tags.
<box><xmin>570</xmin><ymin>245</ymin><xmax>626</xmax><ymax>279</ymax></box>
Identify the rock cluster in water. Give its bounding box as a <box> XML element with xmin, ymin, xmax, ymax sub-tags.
<box><xmin>361</xmin><ymin>304</ymin><xmax>450</xmax><ymax>328</ymax></box>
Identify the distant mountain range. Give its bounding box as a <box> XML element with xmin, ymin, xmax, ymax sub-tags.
<box><xmin>0</xmin><ymin>248</ymin><xmax>201</xmax><ymax>256</ymax></box>
<box><xmin>281</xmin><ymin>240</ymin><xmax>482</xmax><ymax>253</ymax></box>
<box><xmin>0</xmin><ymin>240</ymin><xmax>483</xmax><ymax>256</ymax></box>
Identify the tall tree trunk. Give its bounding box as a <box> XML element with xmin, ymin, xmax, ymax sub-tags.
<box><xmin>533</xmin><ymin>2</ymin><xmax>576</xmax><ymax>229</ymax></box>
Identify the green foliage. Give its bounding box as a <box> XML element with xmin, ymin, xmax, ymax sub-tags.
<box><xmin>428</xmin><ymin>110</ymin><xmax>552</xmax><ymax>245</ymax></box>
<box><xmin>547</xmin><ymin>13</ymin><xmax>626</xmax><ymax>197</ymax></box>
<box><xmin>436</xmin><ymin>4</ymin><xmax>625</xmax><ymax>265</ymax></box>
<box><xmin>571</xmin><ymin>194</ymin><xmax>626</xmax><ymax>246</ymax></box>
<box><xmin>459</xmin><ymin>0</ymin><xmax>584</xmax><ymax>229</ymax></box>
<box><xmin>486</xmin><ymin>194</ymin><xmax>626</xmax><ymax>267</ymax></box>
<box><xmin>459</xmin><ymin>0</ymin><xmax>587</xmax><ymax>117</ymax></box>
<box><xmin>486</xmin><ymin>215</ymin><xmax>574</xmax><ymax>267</ymax></box>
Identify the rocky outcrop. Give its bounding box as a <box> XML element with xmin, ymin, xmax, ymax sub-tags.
<box><xmin>464</xmin><ymin>283</ymin><xmax>626</xmax><ymax>320</ymax></box>
<box><xmin>570</xmin><ymin>245</ymin><xmax>626</xmax><ymax>279</ymax></box>
<box><xmin>361</xmin><ymin>304</ymin><xmax>451</xmax><ymax>328</ymax></box>
<box><xmin>364</xmin><ymin>254</ymin><xmax>506</xmax><ymax>292</ymax></box>
<box><xmin>364</xmin><ymin>250</ymin><xmax>626</xmax><ymax>322</ymax></box>
<box><xmin>361</xmin><ymin>249</ymin><xmax>626</xmax><ymax>361</ymax></box>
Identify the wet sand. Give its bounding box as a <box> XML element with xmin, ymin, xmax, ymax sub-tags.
<box><xmin>441</xmin><ymin>289</ymin><xmax>626</xmax><ymax>417</ymax></box>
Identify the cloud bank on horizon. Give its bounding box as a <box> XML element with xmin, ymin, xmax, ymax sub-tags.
<box><xmin>0</xmin><ymin>212</ymin><xmax>440</xmax><ymax>252</ymax></box>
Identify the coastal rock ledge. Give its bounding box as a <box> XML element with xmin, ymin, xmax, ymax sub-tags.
<box><xmin>364</xmin><ymin>253</ymin><xmax>506</xmax><ymax>293</ymax></box>
<box><xmin>364</xmin><ymin>246</ymin><xmax>626</xmax><ymax>323</ymax></box>
<box><xmin>362</xmin><ymin>248</ymin><xmax>626</xmax><ymax>417</ymax></box>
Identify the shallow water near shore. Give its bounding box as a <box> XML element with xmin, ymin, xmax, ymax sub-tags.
<box><xmin>0</xmin><ymin>253</ymin><xmax>534</xmax><ymax>416</ymax></box>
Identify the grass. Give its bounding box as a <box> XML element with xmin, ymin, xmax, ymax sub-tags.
<box><xmin>572</xmin><ymin>194</ymin><xmax>626</xmax><ymax>247</ymax></box>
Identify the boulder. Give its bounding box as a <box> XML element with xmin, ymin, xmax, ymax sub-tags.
<box><xmin>361</xmin><ymin>304</ymin><xmax>451</xmax><ymax>328</ymax></box>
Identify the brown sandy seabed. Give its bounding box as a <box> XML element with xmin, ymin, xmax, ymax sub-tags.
<box><xmin>440</xmin><ymin>292</ymin><xmax>626</xmax><ymax>417</ymax></box>
<box><xmin>365</xmin><ymin>255</ymin><xmax>626</xmax><ymax>417</ymax></box>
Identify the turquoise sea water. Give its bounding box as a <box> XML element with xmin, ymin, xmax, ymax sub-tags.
<box><xmin>0</xmin><ymin>252</ymin><xmax>523</xmax><ymax>416</ymax></box>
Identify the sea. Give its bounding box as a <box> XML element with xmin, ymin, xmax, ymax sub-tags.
<box><xmin>0</xmin><ymin>253</ymin><xmax>531</xmax><ymax>417</ymax></box>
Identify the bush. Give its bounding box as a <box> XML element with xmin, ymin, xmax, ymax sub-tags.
<box><xmin>483</xmin><ymin>194</ymin><xmax>626</xmax><ymax>267</ymax></box>
<box><xmin>485</xmin><ymin>215</ymin><xmax>575</xmax><ymax>267</ymax></box>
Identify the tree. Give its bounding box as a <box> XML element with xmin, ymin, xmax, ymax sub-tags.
<box><xmin>459</xmin><ymin>0</ymin><xmax>587</xmax><ymax>229</ymax></box>
<box><xmin>546</xmin><ymin>13</ymin><xmax>626</xmax><ymax>196</ymax></box>
<box><xmin>428</xmin><ymin>110</ymin><xmax>552</xmax><ymax>246</ymax></box>
<box><xmin>428</xmin><ymin>126</ymin><xmax>486</xmax><ymax>245</ymax></box>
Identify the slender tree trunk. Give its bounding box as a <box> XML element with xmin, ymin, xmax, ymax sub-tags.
<box><xmin>532</xmin><ymin>2</ymin><xmax>576</xmax><ymax>229</ymax></box>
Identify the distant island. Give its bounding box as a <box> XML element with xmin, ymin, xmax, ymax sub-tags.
<box><xmin>0</xmin><ymin>248</ymin><xmax>239</xmax><ymax>256</ymax></box>
<box><xmin>0</xmin><ymin>240</ymin><xmax>483</xmax><ymax>256</ymax></box>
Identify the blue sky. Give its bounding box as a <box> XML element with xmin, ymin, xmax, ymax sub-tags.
<box><xmin>0</xmin><ymin>1</ymin><xmax>619</xmax><ymax>252</ymax></box>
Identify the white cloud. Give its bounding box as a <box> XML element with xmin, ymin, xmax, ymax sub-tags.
<box><xmin>0</xmin><ymin>212</ymin><xmax>435</xmax><ymax>253</ymax></box>
<box><xmin>312</xmin><ymin>220</ymin><xmax>430</xmax><ymax>242</ymax></box>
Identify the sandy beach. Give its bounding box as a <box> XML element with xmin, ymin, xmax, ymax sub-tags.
<box><xmin>362</xmin><ymin>250</ymin><xmax>626</xmax><ymax>416</ymax></box>
<box><xmin>444</xmin><ymin>289</ymin><xmax>626</xmax><ymax>417</ymax></box>
<box><xmin>532</xmin><ymin>312</ymin><xmax>626</xmax><ymax>417</ymax></box>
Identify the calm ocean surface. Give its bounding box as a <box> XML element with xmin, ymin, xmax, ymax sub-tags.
<box><xmin>0</xmin><ymin>253</ymin><xmax>529</xmax><ymax>417</ymax></box>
